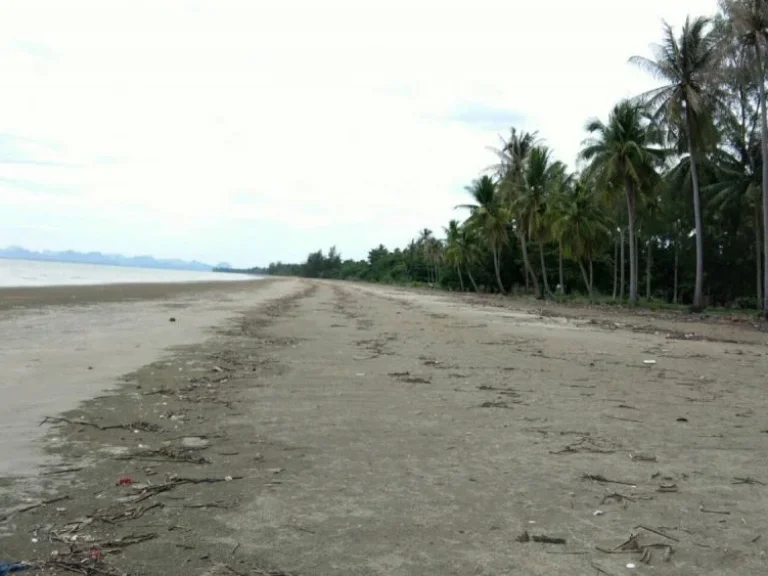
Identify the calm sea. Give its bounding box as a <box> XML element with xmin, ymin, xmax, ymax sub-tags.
<box><xmin>0</xmin><ymin>259</ymin><xmax>260</xmax><ymax>288</ymax></box>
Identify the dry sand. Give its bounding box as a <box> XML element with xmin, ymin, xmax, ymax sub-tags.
<box><xmin>1</xmin><ymin>279</ymin><xmax>767</xmax><ymax>575</ymax></box>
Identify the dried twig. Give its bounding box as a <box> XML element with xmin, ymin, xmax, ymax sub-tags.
<box><xmin>41</xmin><ymin>416</ymin><xmax>160</xmax><ymax>433</ymax></box>
<box><xmin>582</xmin><ymin>473</ymin><xmax>636</xmax><ymax>487</ymax></box>
<box><xmin>0</xmin><ymin>495</ymin><xmax>70</xmax><ymax>522</ymax></box>
<box><xmin>591</xmin><ymin>562</ymin><xmax>616</xmax><ymax>576</ymax></box>
<box><xmin>700</xmin><ymin>506</ymin><xmax>730</xmax><ymax>515</ymax></box>
<box><xmin>634</xmin><ymin>525</ymin><xmax>679</xmax><ymax>542</ymax></box>
<box><xmin>517</xmin><ymin>530</ymin><xmax>566</xmax><ymax>544</ymax></box>
<box><xmin>733</xmin><ymin>477</ymin><xmax>766</xmax><ymax>486</ymax></box>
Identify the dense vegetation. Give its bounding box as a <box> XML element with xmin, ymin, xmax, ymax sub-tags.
<box><xmin>268</xmin><ymin>2</ymin><xmax>768</xmax><ymax>316</ymax></box>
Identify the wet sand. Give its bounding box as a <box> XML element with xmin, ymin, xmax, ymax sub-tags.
<box><xmin>1</xmin><ymin>280</ymin><xmax>767</xmax><ymax>575</ymax></box>
<box><xmin>0</xmin><ymin>278</ymin><xmax>301</xmax><ymax>476</ymax></box>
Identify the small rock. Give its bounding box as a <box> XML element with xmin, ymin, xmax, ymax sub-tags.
<box><xmin>181</xmin><ymin>436</ymin><xmax>210</xmax><ymax>449</ymax></box>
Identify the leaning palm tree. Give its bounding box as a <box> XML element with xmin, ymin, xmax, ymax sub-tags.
<box><xmin>630</xmin><ymin>16</ymin><xmax>724</xmax><ymax>310</ymax></box>
<box><xmin>580</xmin><ymin>100</ymin><xmax>664</xmax><ymax>304</ymax></box>
<box><xmin>457</xmin><ymin>175</ymin><xmax>509</xmax><ymax>294</ymax></box>
<box><xmin>719</xmin><ymin>0</ymin><xmax>768</xmax><ymax>315</ymax></box>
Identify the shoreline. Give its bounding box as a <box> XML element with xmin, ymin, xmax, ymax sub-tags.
<box><xmin>0</xmin><ymin>279</ymin><xmax>268</xmax><ymax>311</ymax></box>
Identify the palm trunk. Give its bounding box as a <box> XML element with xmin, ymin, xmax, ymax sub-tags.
<box><xmin>624</xmin><ymin>178</ymin><xmax>638</xmax><ymax>305</ymax></box>
<box><xmin>612</xmin><ymin>238</ymin><xmax>618</xmax><ymax>300</ymax></box>
<box><xmin>756</xmin><ymin>203</ymin><xmax>763</xmax><ymax>307</ymax></box>
<box><xmin>685</xmin><ymin>108</ymin><xmax>705</xmax><ymax>311</ymax></box>
<box><xmin>589</xmin><ymin>256</ymin><xmax>594</xmax><ymax>292</ymax></box>
<box><xmin>645</xmin><ymin>238</ymin><xmax>652</xmax><ymax>300</ymax></box>
<box><xmin>579</xmin><ymin>260</ymin><xmax>593</xmax><ymax>300</ymax></box>
<box><xmin>673</xmin><ymin>241</ymin><xmax>679</xmax><ymax>305</ymax></box>
<box><xmin>538</xmin><ymin>242</ymin><xmax>552</xmax><ymax>297</ymax></box>
<box><xmin>756</xmin><ymin>41</ymin><xmax>768</xmax><ymax>318</ymax></box>
<box><xmin>466</xmin><ymin>265</ymin><xmax>479</xmax><ymax>292</ymax></box>
<box><xmin>456</xmin><ymin>264</ymin><xmax>465</xmax><ymax>292</ymax></box>
<box><xmin>620</xmin><ymin>228</ymin><xmax>625</xmax><ymax>300</ymax></box>
<box><xmin>559</xmin><ymin>239</ymin><xmax>565</xmax><ymax>295</ymax></box>
<box><xmin>491</xmin><ymin>244</ymin><xmax>506</xmax><ymax>294</ymax></box>
<box><xmin>519</xmin><ymin>232</ymin><xmax>540</xmax><ymax>297</ymax></box>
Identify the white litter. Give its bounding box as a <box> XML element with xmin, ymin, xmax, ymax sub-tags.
<box><xmin>626</xmin><ymin>563</ymin><xmax>637</xmax><ymax>569</ymax></box>
<box><xmin>593</xmin><ymin>510</ymin><xmax>604</xmax><ymax>516</ymax></box>
<box><xmin>643</xmin><ymin>359</ymin><xmax>657</xmax><ymax>365</ymax></box>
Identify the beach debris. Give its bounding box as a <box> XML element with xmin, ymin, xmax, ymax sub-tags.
<box><xmin>596</xmin><ymin>533</ymin><xmax>674</xmax><ymax>563</ymax></box>
<box><xmin>657</xmin><ymin>483</ymin><xmax>678</xmax><ymax>493</ymax></box>
<box><xmin>676</xmin><ymin>417</ymin><xmax>688</xmax><ymax>423</ymax></box>
<box><xmin>0</xmin><ymin>495</ymin><xmax>70</xmax><ymax>522</ymax></box>
<box><xmin>169</xmin><ymin>317</ymin><xmax>177</xmax><ymax>322</ymax></box>
<box><xmin>115</xmin><ymin>446</ymin><xmax>210</xmax><ymax>465</ymax></box>
<box><xmin>40</xmin><ymin>416</ymin><xmax>161</xmax><ymax>433</ymax></box>
<box><xmin>128</xmin><ymin>475</ymin><xmax>243</xmax><ymax>504</ymax></box>
<box><xmin>642</xmin><ymin>359</ymin><xmax>657</xmax><ymax>365</ymax></box>
<box><xmin>733</xmin><ymin>476</ymin><xmax>766</xmax><ymax>486</ymax></box>
<box><xmin>517</xmin><ymin>530</ymin><xmax>566</xmax><ymax>544</ymax></box>
<box><xmin>629</xmin><ymin>452</ymin><xmax>657</xmax><ymax>462</ymax></box>
<box><xmin>626</xmin><ymin>563</ymin><xmax>637</xmax><ymax>569</ymax></box>
<box><xmin>117</xmin><ymin>477</ymin><xmax>133</xmax><ymax>486</ymax></box>
<box><xmin>582</xmin><ymin>473</ymin><xmax>636</xmax><ymax>487</ymax></box>
<box><xmin>593</xmin><ymin>510</ymin><xmax>605</xmax><ymax>516</ymax></box>
<box><xmin>700</xmin><ymin>505</ymin><xmax>730</xmax><ymax>515</ymax></box>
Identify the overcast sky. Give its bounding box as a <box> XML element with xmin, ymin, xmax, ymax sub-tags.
<box><xmin>0</xmin><ymin>0</ymin><xmax>720</xmax><ymax>267</ymax></box>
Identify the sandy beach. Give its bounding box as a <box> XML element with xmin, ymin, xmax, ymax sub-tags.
<box><xmin>1</xmin><ymin>280</ymin><xmax>767</xmax><ymax>575</ymax></box>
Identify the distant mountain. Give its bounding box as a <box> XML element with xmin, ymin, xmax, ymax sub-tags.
<box><xmin>0</xmin><ymin>246</ymin><xmax>213</xmax><ymax>272</ymax></box>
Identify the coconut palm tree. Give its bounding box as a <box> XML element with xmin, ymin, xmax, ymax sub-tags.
<box><xmin>444</xmin><ymin>220</ymin><xmax>466</xmax><ymax>291</ymax></box>
<box><xmin>550</xmin><ymin>178</ymin><xmax>612</xmax><ymax>299</ymax></box>
<box><xmin>493</xmin><ymin>128</ymin><xmax>540</xmax><ymax>295</ymax></box>
<box><xmin>457</xmin><ymin>175</ymin><xmax>509</xmax><ymax>294</ymax></box>
<box><xmin>514</xmin><ymin>146</ymin><xmax>566</xmax><ymax>297</ymax></box>
<box><xmin>718</xmin><ymin>0</ymin><xmax>768</xmax><ymax>315</ymax></box>
<box><xmin>580</xmin><ymin>101</ymin><xmax>664</xmax><ymax>304</ymax></box>
<box><xmin>630</xmin><ymin>16</ymin><xmax>723</xmax><ymax>309</ymax></box>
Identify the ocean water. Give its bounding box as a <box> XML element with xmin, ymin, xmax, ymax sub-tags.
<box><xmin>0</xmin><ymin>259</ymin><xmax>260</xmax><ymax>288</ymax></box>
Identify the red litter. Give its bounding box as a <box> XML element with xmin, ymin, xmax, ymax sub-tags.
<box><xmin>90</xmin><ymin>547</ymin><xmax>102</xmax><ymax>560</ymax></box>
<box><xmin>117</xmin><ymin>477</ymin><xmax>133</xmax><ymax>486</ymax></box>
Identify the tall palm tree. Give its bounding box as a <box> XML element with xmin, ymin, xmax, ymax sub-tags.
<box><xmin>546</xmin><ymin>168</ymin><xmax>576</xmax><ymax>293</ymax></box>
<box><xmin>719</xmin><ymin>0</ymin><xmax>768</xmax><ymax>315</ymax></box>
<box><xmin>514</xmin><ymin>146</ymin><xmax>565</xmax><ymax>297</ymax></box>
<box><xmin>631</xmin><ymin>16</ymin><xmax>723</xmax><ymax>310</ymax></box>
<box><xmin>457</xmin><ymin>175</ymin><xmax>509</xmax><ymax>293</ymax></box>
<box><xmin>550</xmin><ymin>179</ymin><xmax>612</xmax><ymax>299</ymax></box>
<box><xmin>444</xmin><ymin>220</ymin><xmax>466</xmax><ymax>291</ymax></box>
<box><xmin>580</xmin><ymin>101</ymin><xmax>664</xmax><ymax>304</ymax></box>
<box><xmin>494</xmin><ymin>128</ymin><xmax>540</xmax><ymax>295</ymax></box>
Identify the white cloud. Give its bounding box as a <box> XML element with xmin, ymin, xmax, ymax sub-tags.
<box><xmin>0</xmin><ymin>0</ymin><xmax>720</xmax><ymax>266</ymax></box>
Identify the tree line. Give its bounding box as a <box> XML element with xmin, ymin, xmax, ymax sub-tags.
<box><xmin>267</xmin><ymin>2</ymin><xmax>768</xmax><ymax>316</ymax></box>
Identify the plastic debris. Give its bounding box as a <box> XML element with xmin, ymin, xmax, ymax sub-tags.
<box><xmin>643</xmin><ymin>359</ymin><xmax>657</xmax><ymax>365</ymax></box>
<box><xmin>626</xmin><ymin>563</ymin><xmax>637</xmax><ymax>569</ymax></box>
<box><xmin>0</xmin><ymin>562</ymin><xmax>30</xmax><ymax>575</ymax></box>
<box><xmin>117</xmin><ymin>477</ymin><xmax>133</xmax><ymax>486</ymax></box>
<box><xmin>593</xmin><ymin>510</ymin><xmax>604</xmax><ymax>516</ymax></box>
